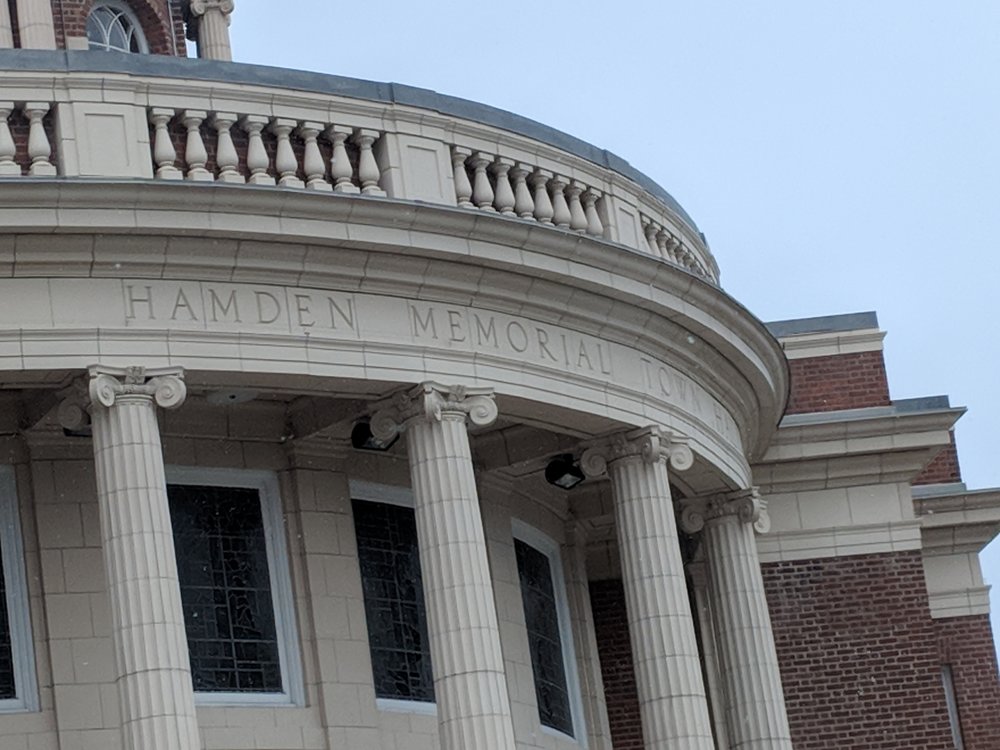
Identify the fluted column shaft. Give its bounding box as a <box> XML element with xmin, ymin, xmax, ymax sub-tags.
<box><xmin>15</xmin><ymin>0</ymin><xmax>56</xmax><ymax>48</ymax></box>
<box><xmin>582</xmin><ymin>429</ymin><xmax>715</xmax><ymax>750</ymax></box>
<box><xmin>189</xmin><ymin>0</ymin><xmax>234</xmax><ymax>61</ymax></box>
<box><xmin>682</xmin><ymin>491</ymin><xmax>792</xmax><ymax>750</ymax></box>
<box><xmin>372</xmin><ymin>383</ymin><xmax>516</xmax><ymax>750</ymax></box>
<box><xmin>64</xmin><ymin>366</ymin><xmax>201</xmax><ymax>750</ymax></box>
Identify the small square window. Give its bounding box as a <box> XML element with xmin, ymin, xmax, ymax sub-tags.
<box><xmin>166</xmin><ymin>467</ymin><xmax>302</xmax><ymax>706</ymax></box>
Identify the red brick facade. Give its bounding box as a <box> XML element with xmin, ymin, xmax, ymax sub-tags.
<box><xmin>935</xmin><ymin>615</ymin><xmax>1000</xmax><ymax>749</ymax></box>
<box><xmin>589</xmin><ymin>579</ymin><xmax>643</xmax><ymax>749</ymax></box>
<box><xmin>763</xmin><ymin>551</ymin><xmax>955</xmax><ymax>749</ymax></box>
<box><xmin>914</xmin><ymin>431</ymin><xmax>963</xmax><ymax>486</ymax></box>
<box><xmin>786</xmin><ymin>350</ymin><xmax>892</xmax><ymax>414</ymax></box>
<box><xmin>46</xmin><ymin>0</ymin><xmax>187</xmax><ymax>55</ymax></box>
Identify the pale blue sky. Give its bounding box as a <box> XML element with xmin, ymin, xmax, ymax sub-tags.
<box><xmin>230</xmin><ymin>1</ymin><xmax>1000</xmax><ymax>645</ymax></box>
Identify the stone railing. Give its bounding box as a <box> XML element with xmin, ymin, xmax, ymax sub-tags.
<box><xmin>0</xmin><ymin>56</ymin><xmax>719</xmax><ymax>284</ymax></box>
<box><xmin>0</xmin><ymin>101</ymin><xmax>56</xmax><ymax>176</ymax></box>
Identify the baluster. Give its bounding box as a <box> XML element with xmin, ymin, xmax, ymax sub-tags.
<box><xmin>491</xmin><ymin>158</ymin><xmax>516</xmax><ymax>215</ymax></box>
<box><xmin>468</xmin><ymin>152</ymin><xmax>495</xmax><ymax>211</ymax></box>
<box><xmin>566</xmin><ymin>180</ymin><xmax>588</xmax><ymax>232</ymax></box>
<box><xmin>451</xmin><ymin>146</ymin><xmax>473</xmax><ymax>207</ymax></box>
<box><xmin>511</xmin><ymin>162</ymin><xmax>534</xmax><ymax>218</ymax></box>
<box><xmin>24</xmin><ymin>102</ymin><xmax>56</xmax><ymax>176</ymax></box>
<box><xmin>148</xmin><ymin>108</ymin><xmax>181</xmax><ymax>180</ymax></box>
<box><xmin>642</xmin><ymin>217</ymin><xmax>660</xmax><ymax>256</ymax></box>
<box><xmin>666</xmin><ymin>236</ymin><xmax>682</xmax><ymax>263</ymax></box>
<box><xmin>272</xmin><ymin>118</ymin><xmax>304</xmax><ymax>188</ymax></box>
<box><xmin>240</xmin><ymin>115</ymin><xmax>274</xmax><ymax>186</ymax></box>
<box><xmin>0</xmin><ymin>104</ymin><xmax>19</xmax><ymax>176</ymax></box>
<box><xmin>354</xmin><ymin>129</ymin><xmax>385</xmax><ymax>196</ymax></box>
<box><xmin>582</xmin><ymin>189</ymin><xmax>604</xmax><ymax>237</ymax></box>
<box><xmin>212</xmin><ymin>112</ymin><xmax>243</xmax><ymax>184</ymax></box>
<box><xmin>656</xmin><ymin>229</ymin><xmax>672</xmax><ymax>260</ymax></box>
<box><xmin>327</xmin><ymin>125</ymin><xmax>359</xmax><ymax>194</ymax></box>
<box><xmin>181</xmin><ymin>110</ymin><xmax>211</xmax><ymax>182</ymax></box>
<box><xmin>550</xmin><ymin>175</ymin><xmax>572</xmax><ymax>228</ymax></box>
<box><xmin>298</xmin><ymin>122</ymin><xmax>331</xmax><ymax>191</ymax></box>
<box><xmin>530</xmin><ymin>169</ymin><xmax>554</xmax><ymax>224</ymax></box>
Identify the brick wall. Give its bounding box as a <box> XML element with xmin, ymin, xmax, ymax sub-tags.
<box><xmin>936</xmin><ymin>615</ymin><xmax>1000</xmax><ymax>749</ymax></box>
<box><xmin>786</xmin><ymin>350</ymin><xmax>892</xmax><ymax>414</ymax></box>
<box><xmin>763</xmin><ymin>551</ymin><xmax>955</xmax><ymax>749</ymax></box>
<box><xmin>589</xmin><ymin>579</ymin><xmax>643</xmax><ymax>749</ymax></box>
<box><xmin>49</xmin><ymin>0</ymin><xmax>186</xmax><ymax>55</ymax></box>
<box><xmin>914</xmin><ymin>431</ymin><xmax>963</xmax><ymax>486</ymax></box>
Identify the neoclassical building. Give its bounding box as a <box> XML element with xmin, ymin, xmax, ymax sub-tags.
<box><xmin>0</xmin><ymin>2</ymin><xmax>997</xmax><ymax>749</ymax></box>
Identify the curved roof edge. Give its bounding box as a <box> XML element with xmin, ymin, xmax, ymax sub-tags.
<box><xmin>0</xmin><ymin>49</ymin><xmax>703</xmax><ymax>235</ymax></box>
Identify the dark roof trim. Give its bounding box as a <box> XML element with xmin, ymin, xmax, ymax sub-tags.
<box><xmin>0</xmin><ymin>49</ymin><xmax>701</xmax><ymax>234</ymax></box>
<box><xmin>765</xmin><ymin>311</ymin><xmax>879</xmax><ymax>338</ymax></box>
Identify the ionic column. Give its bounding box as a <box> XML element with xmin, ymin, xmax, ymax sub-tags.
<box><xmin>188</xmin><ymin>0</ymin><xmax>235</xmax><ymax>61</ymax></box>
<box><xmin>59</xmin><ymin>366</ymin><xmax>200</xmax><ymax>750</ymax></box>
<box><xmin>581</xmin><ymin>428</ymin><xmax>715</xmax><ymax>750</ymax></box>
<box><xmin>372</xmin><ymin>383</ymin><xmax>516</xmax><ymax>750</ymax></box>
<box><xmin>680</xmin><ymin>490</ymin><xmax>792</xmax><ymax>750</ymax></box>
<box><xmin>15</xmin><ymin>0</ymin><xmax>56</xmax><ymax>49</ymax></box>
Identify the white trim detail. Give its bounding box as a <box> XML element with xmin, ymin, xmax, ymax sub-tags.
<box><xmin>0</xmin><ymin>465</ymin><xmax>39</xmax><ymax>713</ymax></box>
<box><xmin>86</xmin><ymin>0</ymin><xmax>150</xmax><ymax>54</ymax></box>
<box><xmin>165</xmin><ymin>466</ymin><xmax>304</xmax><ymax>707</ymax></box>
<box><xmin>778</xmin><ymin>328</ymin><xmax>885</xmax><ymax>360</ymax></box>
<box><xmin>511</xmin><ymin>519</ymin><xmax>587</xmax><ymax>746</ymax></box>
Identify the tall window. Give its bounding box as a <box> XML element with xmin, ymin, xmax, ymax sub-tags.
<box><xmin>86</xmin><ymin>1</ymin><xmax>148</xmax><ymax>53</ymax></box>
<box><xmin>351</xmin><ymin>481</ymin><xmax>435</xmax><ymax>707</ymax></box>
<box><xmin>166</xmin><ymin>467</ymin><xmax>301</xmax><ymax>705</ymax></box>
<box><xmin>512</xmin><ymin>521</ymin><xmax>584</xmax><ymax>739</ymax></box>
<box><xmin>0</xmin><ymin>466</ymin><xmax>38</xmax><ymax>713</ymax></box>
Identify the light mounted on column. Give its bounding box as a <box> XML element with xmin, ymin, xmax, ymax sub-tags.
<box><xmin>351</xmin><ymin>420</ymin><xmax>399</xmax><ymax>452</ymax></box>
<box><xmin>544</xmin><ymin>454</ymin><xmax>585</xmax><ymax>490</ymax></box>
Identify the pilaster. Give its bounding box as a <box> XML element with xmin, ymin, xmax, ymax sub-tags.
<box><xmin>580</xmin><ymin>427</ymin><xmax>715</xmax><ymax>750</ymax></box>
<box><xmin>681</xmin><ymin>489</ymin><xmax>793</xmax><ymax>750</ymax></box>
<box><xmin>59</xmin><ymin>366</ymin><xmax>201</xmax><ymax>750</ymax></box>
<box><xmin>371</xmin><ymin>383</ymin><xmax>516</xmax><ymax>750</ymax></box>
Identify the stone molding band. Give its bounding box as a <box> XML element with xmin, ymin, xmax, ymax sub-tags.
<box><xmin>579</xmin><ymin>425</ymin><xmax>694</xmax><ymax>478</ymax></box>
<box><xmin>370</xmin><ymin>382</ymin><xmax>498</xmax><ymax>441</ymax></box>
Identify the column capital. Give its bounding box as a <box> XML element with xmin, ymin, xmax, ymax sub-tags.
<box><xmin>579</xmin><ymin>426</ymin><xmax>693</xmax><ymax>478</ymax></box>
<box><xmin>370</xmin><ymin>382</ymin><xmax>497</xmax><ymax>442</ymax></box>
<box><xmin>679</xmin><ymin>487</ymin><xmax>771</xmax><ymax>535</ymax></box>
<box><xmin>58</xmin><ymin>366</ymin><xmax>186</xmax><ymax>429</ymax></box>
<box><xmin>188</xmin><ymin>0</ymin><xmax>234</xmax><ymax>18</ymax></box>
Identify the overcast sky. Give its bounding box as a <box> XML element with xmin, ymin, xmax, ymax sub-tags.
<box><xmin>230</xmin><ymin>2</ymin><xmax>1000</xmax><ymax>645</ymax></box>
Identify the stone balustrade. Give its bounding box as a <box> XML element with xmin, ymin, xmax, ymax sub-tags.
<box><xmin>0</xmin><ymin>55</ymin><xmax>720</xmax><ymax>284</ymax></box>
<box><xmin>147</xmin><ymin>107</ymin><xmax>384</xmax><ymax>195</ymax></box>
<box><xmin>0</xmin><ymin>101</ymin><xmax>56</xmax><ymax>176</ymax></box>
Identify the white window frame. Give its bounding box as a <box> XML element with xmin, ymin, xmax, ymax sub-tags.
<box><xmin>349</xmin><ymin>479</ymin><xmax>437</xmax><ymax>716</ymax></box>
<box><xmin>87</xmin><ymin>0</ymin><xmax>150</xmax><ymax>53</ymax></box>
<box><xmin>165</xmin><ymin>466</ymin><xmax>303</xmax><ymax>707</ymax></box>
<box><xmin>0</xmin><ymin>465</ymin><xmax>38</xmax><ymax>713</ymax></box>
<box><xmin>511</xmin><ymin>519</ymin><xmax>587</xmax><ymax>746</ymax></box>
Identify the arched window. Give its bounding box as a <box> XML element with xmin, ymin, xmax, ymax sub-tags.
<box><xmin>86</xmin><ymin>1</ymin><xmax>149</xmax><ymax>53</ymax></box>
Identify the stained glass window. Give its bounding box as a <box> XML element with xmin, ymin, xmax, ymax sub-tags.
<box><xmin>168</xmin><ymin>484</ymin><xmax>282</xmax><ymax>693</ymax></box>
<box><xmin>0</xmin><ymin>541</ymin><xmax>14</xmax><ymax>700</ymax></box>
<box><xmin>352</xmin><ymin>499</ymin><xmax>434</xmax><ymax>702</ymax></box>
<box><xmin>515</xmin><ymin>538</ymin><xmax>574</xmax><ymax>737</ymax></box>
